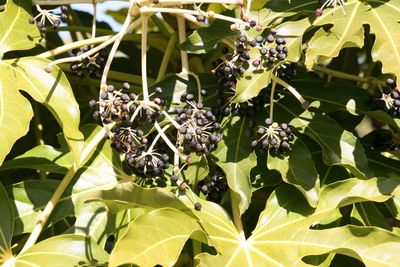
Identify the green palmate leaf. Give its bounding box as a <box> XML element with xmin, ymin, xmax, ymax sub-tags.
<box><xmin>190</xmin><ymin>177</ymin><xmax>400</xmax><ymax>267</ymax></box>
<box><xmin>0</xmin><ymin>0</ymin><xmax>40</xmax><ymax>56</ymax></box>
<box><xmin>278</xmin><ymin>102</ymin><xmax>372</xmax><ymax>178</ymax></box>
<box><xmin>14</xmin><ymin>234</ymin><xmax>109</xmax><ymax>267</ymax></box>
<box><xmin>305</xmin><ymin>0</ymin><xmax>400</xmax><ymax>78</ymax></box>
<box><xmin>0</xmin><ymin>57</ymin><xmax>83</xmax><ymax>164</ymax></box>
<box><xmin>214</xmin><ymin>116</ymin><xmax>255</xmax><ymax>215</ymax></box>
<box><xmin>109</xmin><ymin>208</ymin><xmax>205</xmax><ymax>267</ymax></box>
<box><xmin>6</xmin><ymin>125</ymin><xmax>124</xmax><ymax>235</ymax></box>
<box><xmin>180</xmin><ymin>18</ymin><xmax>235</xmax><ymax>54</ymax></box>
<box><xmin>267</xmin><ymin>138</ymin><xmax>320</xmax><ymax>207</ymax></box>
<box><xmin>0</xmin><ymin>145</ymin><xmax>73</xmax><ymax>173</ymax></box>
<box><xmin>0</xmin><ymin>183</ymin><xmax>14</xmax><ymax>265</ymax></box>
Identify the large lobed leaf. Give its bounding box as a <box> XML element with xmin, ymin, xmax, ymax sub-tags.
<box><xmin>267</xmin><ymin>138</ymin><xmax>320</xmax><ymax>207</ymax></box>
<box><xmin>193</xmin><ymin>177</ymin><xmax>400</xmax><ymax>266</ymax></box>
<box><xmin>213</xmin><ymin>116</ymin><xmax>255</xmax><ymax>215</ymax></box>
<box><xmin>0</xmin><ymin>0</ymin><xmax>40</xmax><ymax>56</ymax></box>
<box><xmin>0</xmin><ymin>57</ymin><xmax>83</xmax><ymax>164</ymax></box>
<box><xmin>305</xmin><ymin>0</ymin><xmax>400</xmax><ymax>79</ymax></box>
<box><xmin>109</xmin><ymin>208</ymin><xmax>206</xmax><ymax>267</ymax></box>
<box><xmin>275</xmin><ymin>100</ymin><xmax>372</xmax><ymax>178</ymax></box>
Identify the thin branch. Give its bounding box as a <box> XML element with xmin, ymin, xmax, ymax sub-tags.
<box><xmin>269</xmin><ymin>80</ymin><xmax>277</xmax><ymax>120</ymax></box>
<box><xmin>141</xmin><ymin>15</ymin><xmax>150</xmax><ymax>101</ymax></box>
<box><xmin>91</xmin><ymin>0</ymin><xmax>97</xmax><ymax>39</ymax></box>
<box><xmin>156</xmin><ymin>32</ymin><xmax>178</xmax><ymax>82</ymax></box>
<box><xmin>312</xmin><ymin>64</ymin><xmax>386</xmax><ymax>86</ymax></box>
<box><xmin>271</xmin><ymin>75</ymin><xmax>309</xmax><ymax>109</ymax></box>
<box><xmin>100</xmin><ymin>14</ymin><xmax>135</xmax><ymax>87</ymax></box>
<box><xmin>177</xmin><ymin>15</ymin><xmax>189</xmax><ymax>74</ymax></box>
<box><xmin>37</xmin><ymin>35</ymin><xmax>112</xmax><ymax>59</ymax></box>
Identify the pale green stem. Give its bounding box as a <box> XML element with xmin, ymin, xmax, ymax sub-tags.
<box><xmin>269</xmin><ymin>80</ymin><xmax>277</xmax><ymax>120</ymax></box>
<box><xmin>142</xmin><ymin>15</ymin><xmax>150</xmax><ymax>101</ymax></box>
<box><xmin>154</xmin><ymin>121</ymin><xmax>188</xmax><ymax>161</ymax></box>
<box><xmin>37</xmin><ymin>35</ymin><xmax>112</xmax><ymax>59</ymax></box>
<box><xmin>91</xmin><ymin>1</ymin><xmax>97</xmax><ymax>39</ymax></box>
<box><xmin>271</xmin><ymin>75</ymin><xmax>309</xmax><ymax>109</ymax></box>
<box><xmin>156</xmin><ymin>32</ymin><xmax>178</xmax><ymax>82</ymax></box>
<box><xmin>100</xmin><ymin>14</ymin><xmax>135</xmax><ymax>87</ymax></box>
<box><xmin>177</xmin><ymin>15</ymin><xmax>189</xmax><ymax>74</ymax></box>
<box><xmin>312</xmin><ymin>64</ymin><xmax>386</xmax><ymax>86</ymax></box>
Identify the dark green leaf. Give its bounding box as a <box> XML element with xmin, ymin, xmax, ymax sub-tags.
<box><xmin>267</xmin><ymin>138</ymin><xmax>320</xmax><ymax>207</ymax></box>
<box><xmin>214</xmin><ymin>116</ymin><xmax>255</xmax><ymax>215</ymax></box>
<box><xmin>181</xmin><ymin>19</ymin><xmax>235</xmax><ymax>54</ymax></box>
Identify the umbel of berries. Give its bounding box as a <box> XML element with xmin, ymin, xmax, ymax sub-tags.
<box><xmin>89</xmin><ymin>83</ymin><xmax>167</xmax><ymax>177</ymax></box>
<box><xmin>250</xmin><ymin>118</ymin><xmax>294</xmax><ymax>156</ymax></box>
<box><xmin>174</xmin><ymin>93</ymin><xmax>222</xmax><ymax>155</ymax></box>
<box><xmin>374</xmin><ymin>78</ymin><xmax>400</xmax><ymax>118</ymax></box>
<box><xmin>70</xmin><ymin>46</ymin><xmax>108</xmax><ymax>78</ymax></box>
<box><xmin>28</xmin><ymin>5</ymin><xmax>68</xmax><ymax>33</ymax></box>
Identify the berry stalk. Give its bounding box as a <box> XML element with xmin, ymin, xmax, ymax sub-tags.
<box><xmin>100</xmin><ymin>14</ymin><xmax>136</xmax><ymax>87</ymax></box>
<box><xmin>142</xmin><ymin>15</ymin><xmax>150</xmax><ymax>102</ymax></box>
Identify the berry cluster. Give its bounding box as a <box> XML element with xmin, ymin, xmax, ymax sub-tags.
<box><xmin>198</xmin><ymin>173</ymin><xmax>228</xmax><ymax>203</ymax></box>
<box><xmin>28</xmin><ymin>6</ymin><xmax>68</xmax><ymax>33</ymax></box>
<box><xmin>250</xmin><ymin>118</ymin><xmax>294</xmax><ymax>156</ymax></box>
<box><xmin>374</xmin><ymin>79</ymin><xmax>400</xmax><ymax>118</ymax></box>
<box><xmin>90</xmin><ymin>83</ymin><xmax>167</xmax><ymax>177</ymax></box>
<box><xmin>250</xmin><ymin>30</ymin><xmax>289</xmax><ymax>68</ymax></box>
<box><xmin>212</xmin><ymin>31</ymin><xmax>288</xmax><ymax>89</ymax></box>
<box><xmin>212</xmin><ymin>44</ymin><xmax>248</xmax><ymax>89</ymax></box>
<box><xmin>175</xmin><ymin>93</ymin><xmax>223</xmax><ymax>155</ymax></box>
<box><xmin>125</xmin><ymin>142</ymin><xmax>170</xmax><ymax>178</ymax></box>
<box><xmin>70</xmin><ymin>47</ymin><xmax>108</xmax><ymax>78</ymax></box>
